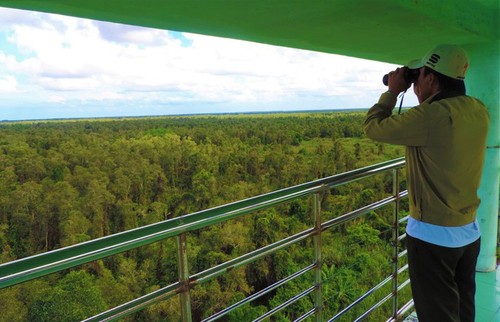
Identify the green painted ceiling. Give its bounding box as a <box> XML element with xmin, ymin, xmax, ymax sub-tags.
<box><xmin>0</xmin><ymin>0</ymin><xmax>498</xmax><ymax>64</ymax></box>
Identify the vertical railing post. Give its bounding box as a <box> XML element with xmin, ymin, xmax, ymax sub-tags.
<box><xmin>177</xmin><ymin>233</ymin><xmax>193</xmax><ymax>322</ymax></box>
<box><xmin>313</xmin><ymin>192</ymin><xmax>323</xmax><ymax>321</ymax></box>
<box><xmin>391</xmin><ymin>168</ymin><xmax>401</xmax><ymax>320</ymax></box>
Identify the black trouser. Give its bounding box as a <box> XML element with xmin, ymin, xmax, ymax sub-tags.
<box><xmin>406</xmin><ymin>235</ymin><xmax>481</xmax><ymax>322</ymax></box>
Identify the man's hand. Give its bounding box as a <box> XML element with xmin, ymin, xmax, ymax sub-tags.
<box><xmin>387</xmin><ymin>67</ymin><xmax>411</xmax><ymax>94</ymax></box>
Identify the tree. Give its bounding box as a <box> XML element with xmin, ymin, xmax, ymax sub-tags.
<box><xmin>95</xmin><ymin>262</ymin><xmax>134</xmax><ymax>308</ymax></box>
<box><xmin>191</xmin><ymin>169</ymin><xmax>217</xmax><ymax>209</ymax></box>
<box><xmin>0</xmin><ymin>286</ymin><xmax>28</xmax><ymax>322</ymax></box>
<box><xmin>28</xmin><ymin>270</ymin><xmax>106</xmax><ymax>322</ymax></box>
<box><xmin>346</xmin><ymin>223</ymin><xmax>381</xmax><ymax>250</ymax></box>
<box><xmin>60</xmin><ymin>210</ymin><xmax>91</xmax><ymax>247</ymax></box>
<box><xmin>226</xmin><ymin>292</ymin><xmax>267</xmax><ymax>321</ymax></box>
<box><xmin>0</xmin><ymin>223</ymin><xmax>13</xmax><ymax>262</ymax></box>
<box><xmin>34</xmin><ymin>180</ymin><xmax>78</xmax><ymax>252</ymax></box>
<box><xmin>322</xmin><ymin>265</ymin><xmax>360</xmax><ymax>315</ymax></box>
<box><xmin>81</xmin><ymin>179</ymin><xmax>115</xmax><ymax>238</ymax></box>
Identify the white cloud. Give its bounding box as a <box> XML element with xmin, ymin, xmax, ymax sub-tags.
<box><xmin>0</xmin><ymin>7</ymin><xmax>405</xmax><ymax>119</ymax></box>
<box><xmin>48</xmin><ymin>95</ymin><xmax>66</xmax><ymax>103</ymax></box>
<box><xmin>95</xmin><ymin>22</ymin><xmax>177</xmax><ymax>47</ymax></box>
<box><xmin>0</xmin><ymin>75</ymin><xmax>18</xmax><ymax>93</ymax></box>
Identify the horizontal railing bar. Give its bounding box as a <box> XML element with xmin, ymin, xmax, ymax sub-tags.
<box><xmin>321</xmin><ymin>194</ymin><xmax>399</xmax><ymax>232</ymax></box>
<box><xmin>0</xmin><ymin>186</ymin><xmax>324</xmax><ymax>289</ymax></box>
<box><xmin>183</xmin><ymin>158</ymin><xmax>404</xmax><ymax>232</ymax></box>
<box><xmin>328</xmin><ymin>273</ymin><xmax>394</xmax><ymax>321</ymax></box>
<box><xmin>0</xmin><ymin>185</ymin><xmax>322</xmax><ymax>289</ymax></box>
<box><xmin>0</xmin><ymin>158</ymin><xmax>405</xmax><ymax>289</ymax></box>
<box><xmin>399</xmin><ymin>215</ymin><xmax>410</xmax><ymax>224</ymax></box>
<box><xmin>398</xmin><ymin>233</ymin><xmax>407</xmax><ymax>241</ymax></box>
<box><xmin>398</xmin><ymin>250</ymin><xmax>408</xmax><ymax>259</ymax></box>
<box><xmin>193</xmin><ymin>227</ymin><xmax>316</xmax><ymax>284</ymax></box>
<box><xmin>84</xmin><ymin>282</ymin><xmax>180</xmax><ymax>322</ymax></box>
<box><xmin>398</xmin><ymin>278</ymin><xmax>411</xmax><ymax>291</ymax></box>
<box><xmin>295</xmin><ymin>308</ymin><xmax>316</xmax><ymax>322</ymax></box>
<box><xmin>203</xmin><ymin>264</ymin><xmax>315</xmax><ymax>322</ymax></box>
<box><xmin>398</xmin><ymin>264</ymin><xmax>409</xmax><ymax>275</ymax></box>
<box><xmin>253</xmin><ymin>286</ymin><xmax>317</xmax><ymax>322</ymax></box>
<box><xmin>321</xmin><ymin>190</ymin><xmax>407</xmax><ymax>234</ymax></box>
<box><xmin>354</xmin><ymin>291</ymin><xmax>394</xmax><ymax>322</ymax></box>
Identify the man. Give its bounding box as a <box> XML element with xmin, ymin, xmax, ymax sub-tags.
<box><xmin>364</xmin><ymin>44</ymin><xmax>489</xmax><ymax>322</ymax></box>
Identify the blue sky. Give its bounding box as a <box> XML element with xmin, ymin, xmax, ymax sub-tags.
<box><xmin>0</xmin><ymin>7</ymin><xmax>418</xmax><ymax>121</ymax></box>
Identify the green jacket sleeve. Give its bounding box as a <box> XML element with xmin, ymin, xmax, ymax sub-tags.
<box><xmin>364</xmin><ymin>92</ymin><xmax>430</xmax><ymax>146</ymax></box>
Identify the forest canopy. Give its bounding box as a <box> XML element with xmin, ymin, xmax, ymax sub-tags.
<box><xmin>0</xmin><ymin>112</ymin><xmax>408</xmax><ymax>321</ymax></box>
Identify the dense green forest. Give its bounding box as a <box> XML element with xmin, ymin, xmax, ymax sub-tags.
<box><xmin>0</xmin><ymin>112</ymin><xmax>410</xmax><ymax>321</ymax></box>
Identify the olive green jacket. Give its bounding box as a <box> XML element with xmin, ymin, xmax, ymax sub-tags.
<box><xmin>364</xmin><ymin>91</ymin><xmax>489</xmax><ymax>226</ymax></box>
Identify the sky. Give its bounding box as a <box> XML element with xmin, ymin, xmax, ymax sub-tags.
<box><xmin>0</xmin><ymin>7</ymin><xmax>418</xmax><ymax>121</ymax></box>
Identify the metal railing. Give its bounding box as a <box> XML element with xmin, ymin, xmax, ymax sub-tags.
<box><xmin>0</xmin><ymin>157</ymin><xmax>412</xmax><ymax>321</ymax></box>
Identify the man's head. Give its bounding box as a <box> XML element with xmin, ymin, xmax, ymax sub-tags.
<box><xmin>411</xmin><ymin>44</ymin><xmax>469</xmax><ymax>103</ymax></box>
<box><xmin>418</xmin><ymin>44</ymin><xmax>469</xmax><ymax>80</ymax></box>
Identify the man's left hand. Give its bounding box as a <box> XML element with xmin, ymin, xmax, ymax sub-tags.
<box><xmin>387</xmin><ymin>68</ymin><xmax>411</xmax><ymax>94</ymax></box>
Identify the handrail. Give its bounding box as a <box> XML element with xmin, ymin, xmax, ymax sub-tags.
<box><xmin>0</xmin><ymin>157</ymin><xmax>410</xmax><ymax>321</ymax></box>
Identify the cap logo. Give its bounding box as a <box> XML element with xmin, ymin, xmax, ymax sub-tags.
<box><xmin>427</xmin><ymin>54</ymin><xmax>440</xmax><ymax>67</ymax></box>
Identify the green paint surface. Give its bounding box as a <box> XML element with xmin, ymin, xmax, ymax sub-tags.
<box><xmin>0</xmin><ymin>0</ymin><xmax>497</xmax><ymax>64</ymax></box>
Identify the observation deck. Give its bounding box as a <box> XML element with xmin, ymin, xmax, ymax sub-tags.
<box><xmin>0</xmin><ymin>0</ymin><xmax>498</xmax><ymax>320</ymax></box>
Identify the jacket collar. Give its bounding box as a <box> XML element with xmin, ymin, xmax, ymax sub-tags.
<box><xmin>428</xmin><ymin>90</ymin><xmax>464</xmax><ymax>103</ymax></box>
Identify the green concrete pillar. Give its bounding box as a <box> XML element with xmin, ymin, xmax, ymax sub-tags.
<box><xmin>465</xmin><ymin>41</ymin><xmax>500</xmax><ymax>272</ymax></box>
